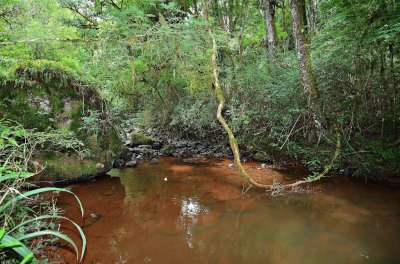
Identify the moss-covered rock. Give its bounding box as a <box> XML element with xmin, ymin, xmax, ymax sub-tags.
<box><xmin>0</xmin><ymin>60</ymin><xmax>123</xmax><ymax>181</ymax></box>
<box><xmin>130</xmin><ymin>132</ymin><xmax>154</xmax><ymax>146</ymax></box>
<box><xmin>38</xmin><ymin>153</ymin><xmax>109</xmax><ymax>181</ymax></box>
<box><xmin>253</xmin><ymin>151</ymin><xmax>273</xmax><ymax>163</ymax></box>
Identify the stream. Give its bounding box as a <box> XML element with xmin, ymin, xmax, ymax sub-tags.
<box><xmin>59</xmin><ymin>157</ymin><xmax>400</xmax><ymax>264</ymax></box>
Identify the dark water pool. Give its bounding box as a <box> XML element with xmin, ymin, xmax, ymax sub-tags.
<box><xmin>59</xmin><ymin>158</ymin><xmax>400</xmax><ymax>264</ymax></box>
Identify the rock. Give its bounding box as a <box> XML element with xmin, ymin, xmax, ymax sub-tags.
<box><xmin>214</xmin><ymin>152</ymin><xmax>223</xmax><ymax>158</ymax></box>
<box><xmin>130</xmin><ymin>133</ymin><xmax>154</xmax><ymax>146</ymax></box>
<box><xmin>343</xmin><ymin>167</ymin><xmax>355</xmax><ymax>177</ymax></box>
<box><xmin>132</xmin><ymin>148</ymin><xmax>143</xmax><ymax>154</ymax></box>
<box><xmin>188</xmin><ymin>141</ymin><xmax>199</xmax><ymax>147</ymax></box>
<box><xmin>119</xmin><ymin>148</ymin><xmax>133</xmax><ymax>160</ymax></box>
<box><xmin>152</xmin><ymin>141</ymin><xmax>163</xmax><ymax>150</ymax></box>
<box><xmin>126</xmin><ymin>160</ymin><xmax>137</xmax><ymax>168</ymax></box>
<box><xmin>150</xmin><ymin>158</ymin><xmax>159</xmax><ymax>165</ymax></box>
<box><xmin>113</xmin><ymin>159</ymin><xmax>125</xmax><ymax>168</ymax></box>
<box><xmin>253</xmin><ymin>151</ymin><xmax>272</xmax><ymax>163</ymax></box>
<box><xmin>173</xmin><ymin>152</ymin><xmax>184</xmax><ymax>157</ymax></box>
<box><xmin>226</xmin><ymin>148</ymin><xmax>234</xmax><ymax>157</ymax></box>
<box><xmin>1</xmin><ymin>64</ymin><xmax>123</xmax><ymax>181</ymax></box>
<box><xmin>174</xmin><ymin>140</ymin><xmax>188</xmax><ymax>148</ymax></box>
<box><xmin>96</xmin><ymin>163</ymin><xmax>105</xmax><ymax>170</ymax></box>
<box><xmin>136</xmin><ymin>154</ymin><xmax>143</xmax><ymax>161</ymax></box>
<box><xmin>161</xmin><ymin>145</ymin><xmax>174</xmax><ymax>156</ymax></box>
<box><xmin>227</xmin><ymin>163</ymin><xmax>235</xmax><ymax>169</ymax></box>
<box><xmin>138</xmin><ymin>145</ymin><xmax>152</xmax><ymax>149</ymax></box>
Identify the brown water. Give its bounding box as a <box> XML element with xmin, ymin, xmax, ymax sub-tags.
<box><xmin>59</xmin><ymin>158</ymin><xmax>400</xmax><ymax>264</ymax></box>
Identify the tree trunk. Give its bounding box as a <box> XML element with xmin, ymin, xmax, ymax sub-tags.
<box><xmin>308</xmin><ymin>0</ymin><xmax>317</xmax><ymax>33</ymax></box>
<box><xmin>289</xmin><ymin>0</ymin><xmax>321</xmax><ymax>142</ymax></box>
<box><xmin>281</xmin><ymin>0</ymin><xmax>288</xmax><ymax>53</ymax></box>
<box><xmin>193</xmin><ymin>0</ymin><xmax>198</xmax><ymax>16</ymax></box>
<box><xmin>260</xmin><ymin>0</ymin><xmax>278</xmax><ymax>56</ymax></box>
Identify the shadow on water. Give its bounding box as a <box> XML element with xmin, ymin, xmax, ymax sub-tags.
<box><xmin>58</xmin><ymin>157</ymin><xmax>400</xmax><ymax>264</ymax></box>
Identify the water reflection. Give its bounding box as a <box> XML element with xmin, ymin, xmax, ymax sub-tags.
<box><xmin>176</xmin><ymin>197</ymin><xmax>209</xmax><ymax>248</ymax></box>
<box><xmin>60</xmin><ymin>158</ymin><xmax>400</xmax><ymax>264</ymax></box>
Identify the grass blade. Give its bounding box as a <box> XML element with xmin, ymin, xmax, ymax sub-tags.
<box><xmin>0</xmin><ymin>233</ymin><xmax>36</xmax><ymax>263</ymax></box>
<box><xmin>0</xmin><ymin>187</ymin><xmax>84</xmax><ymax>218</ymax></box>
<box><xmin>0</xmin><ymin>172</ymin><xmax>35</xmax><ymax>183</ymax></box>
<box><xmin>8</xmin><ymin>215</ymin><xmax>86</xmax><ymax>262</ymax></box>
<box><xmin>21</xmin><ymin>253</ymin><xmax>35</xmax><ymax>264</ymax></box>
<box><xmin>18</xmin><ymin>230</ymin><xmax>79</xmax><ymax>260</ymax></box>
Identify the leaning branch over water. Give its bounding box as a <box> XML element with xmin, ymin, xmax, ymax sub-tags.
<box><xmin>201</xmin><ymin>0</ymin><xmax>341</xmax><ymax>190</ymax></box>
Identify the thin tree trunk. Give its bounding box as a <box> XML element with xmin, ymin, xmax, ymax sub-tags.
<box><xmin>289</xmin><ymin>0</ymin><xmax>321</xmax><ymax>142</ymax></box>
<box><xmin>281</xmin><ymin>0</ymin><xmax>288</xmax><ymax>53</ymax></box>
<box><xmin>260</xmin><ymin>0</ymin><xmax>278</xmax><ymax>56</ymax></box>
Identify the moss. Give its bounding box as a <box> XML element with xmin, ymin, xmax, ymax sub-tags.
<box><xmin>0</xmin><ymin>61</ymin><xmax>123</xmax><ymax>181</ymax></box>
<box><xmin>42</xmin><ymin>153</ymin><xmax>100</xmax><ymax>181</ymax></box>
<box><xmin>253</xmin><ymin>151</ymin><xmax>272</xmax><ymax>162</ymax></box>
<box><xmin>0</xmin><ymin>85</ymin><xmax>52</xmax><ymax>130</ymax></box>
<box><xmin>104</xmin><ymin>128</ymin><xmax>123</xmax><ymax>157</ymax></box>
<box><xmin>68</xmin><ymin>102</ymin><xmax>83</xmax><ymax>133</ymax></box>
<box><xmin>131</xmin><ymin>132</ymin><xmax>153</xmax><ymax>145</ymax></box>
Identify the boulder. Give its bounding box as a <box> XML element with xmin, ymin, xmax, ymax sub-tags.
<box><xmin>253</xmin><ymin>151</ymin><xmax>273</xmax><ymax>163</ymax></box>
<box><xmin>0</xmin><ymin>61</ymin><xmax>123</xmax><ymax>180</ymax></box>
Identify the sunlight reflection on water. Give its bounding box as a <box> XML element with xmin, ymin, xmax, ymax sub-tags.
<box><xmin>176</xmin><ymin>197</ymin><xmax>209</xmax><ymax>249</ymax></box>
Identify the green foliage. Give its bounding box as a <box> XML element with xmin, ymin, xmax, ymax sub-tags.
<box><xmin>1</xmin><ymin>0</ymin><xmax>399</xmax><ymax>182</ymax></box>
<box><xmin>80</xmin><ymin>110</ymin><xmax>102</xmax><ymax>135</ymax></box>
<box><xmin>0</xmin><ymin>120</ymin><xmax>86</xmax><ymax>262</ymax></box>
